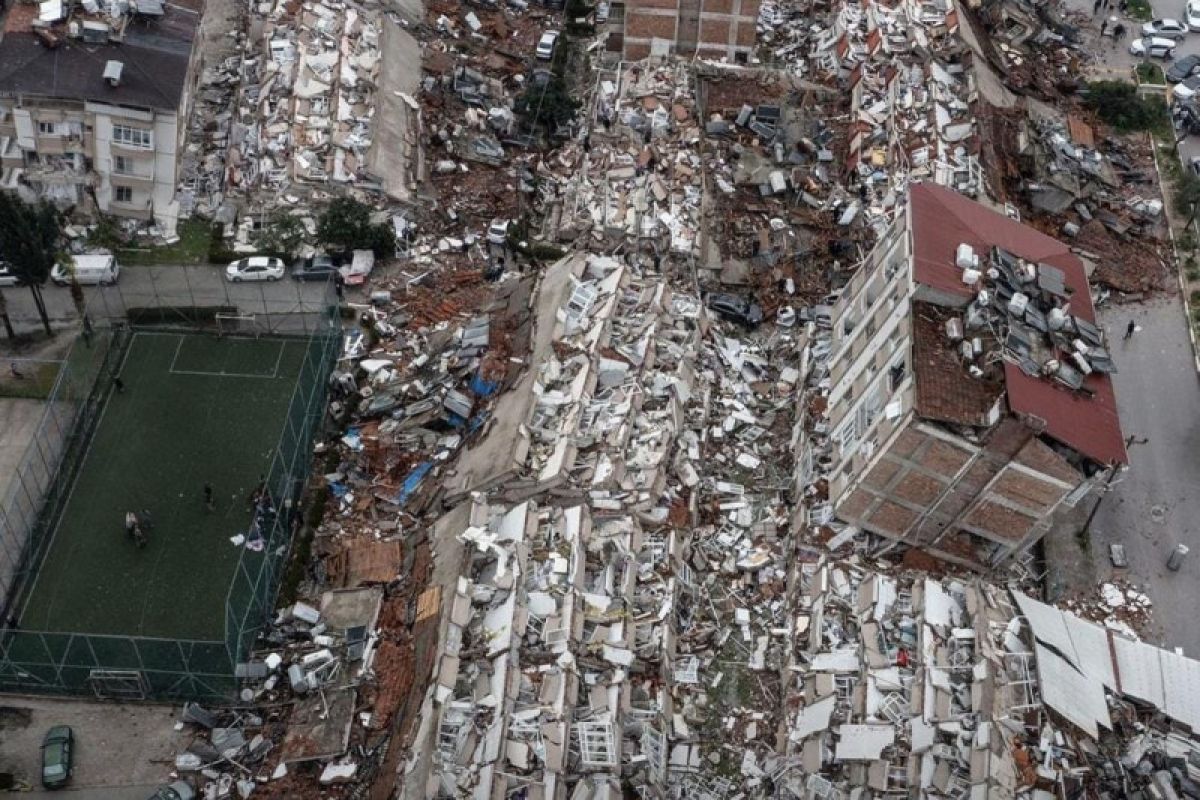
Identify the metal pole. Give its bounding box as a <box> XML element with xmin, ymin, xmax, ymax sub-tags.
<box><xmin>181</xmin><ymin>263</ymin><xmax>197</xmax><ymax>327</ymax></box>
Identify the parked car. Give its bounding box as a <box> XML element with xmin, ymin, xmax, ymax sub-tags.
<box><xmin>291</xmin><ymin>253</ymin><xmax>340</xmax><ymax>281</ymax></box>
<box><xmin>705</xmin><ymin>293</ymin><xmax>764</xmax><ymax>328</ymax></box>
<box><xmin>1174</xmin><ymin>74</ymin><xmax>1200</xmax><ymax>101</ymax></box>
<box><xmin>1191</xmin><ymin>156</ymin><xmax>1200</xmax><ymax>176</ymax></box>
<box><xmin>1188</xmin><ymin>0</ymin><xmax>1200</xmax><ymax>31</ymax></box>
<box><xmin>1129</xmin><ymin>36</ymin><xmax>1177</xmax><ymax>58</ymax></box>
<box><xmin>487</xmin><ymin>219</ymin><xmax>511</xmax><ymax>245</ymax></box>
<box><xmin>225</xmin><ymin>256</ymin><xmax>285</xmax><ymax>282</ymax></box>
<box><xmin>50</xmin><ymin>253</ymin><xmax>120</xmax><ymax>286</ymax></box>
<box><xmin>536</xmin><ymin>30</ymin><xmax>559</xmax><ymax>60</ymax></box>
<box><xmin>0</xmin><ymin>262</ymin><xmax>17</xmax><ymax>287</ymax></box>
<box><xmin>1175</xmin><ymin>99</ymin><xmax>1200</xmax><ymax>134</ymax></box>
<box><xmin>40</xmin><ymin>725</ymin><xmax>73</xmax><ymax>789</ymax></box>
<box><xmin>147</xmin><ymin>780</ymin><xmax>196</xmax><ymax>800</ymax></box>
<box><xmin>338</xmin><ymin>249</ymin><xmax>376</xmax><ymax>286</ymax></box>
<box><xmin>1143</xmin><ymin>18</ymin><xmax>1189</xmax><ymax>39</ymax></box>
<box><xmin>1168</xmin><ymin>53</ymin><xmax>1200</xmax><ymax>81</ymax></box>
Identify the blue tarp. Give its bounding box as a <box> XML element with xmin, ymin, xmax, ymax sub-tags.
<box><xmin>393</xmin><ymin>462</ymin><xmax>433</xmax><ymax>507</ymax></box>
<box><xmin>470</xmin><ymin>371</ymin><xmax>500</xmax><ymax>397</ymax></box>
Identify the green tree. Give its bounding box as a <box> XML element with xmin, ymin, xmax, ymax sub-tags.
<box><xmin>255</xmin><ymin>211</ymin><xmax>307</xmax><ymax>258</ymax></box>
<box><xmin>317</xmin><ymin>198</ymin><xmax>374</xmax><ymax>254</ymax></box>
<box><xmin>0</xmin><ymin>290</ymin><xmax>13</xmax><ymax>340</ymax></box>
<box><xmin>1177</xmin><ymin>171</ymin><xmax>1200</xmax><ymax>227</ymax></box>
<box><xmin>514</xmin><ymin>76</ymin><xmax>580</xmax><ymax>132</ymax></box>
<box><xmin>0</xmin><ymin>193</ymin><xmax>60</xmax><ymax>336</ymax></box>
<box><xmin>1083</xmin><ymin>81</ymin><xmax>1167</xmax><ymax>133</ymax></box>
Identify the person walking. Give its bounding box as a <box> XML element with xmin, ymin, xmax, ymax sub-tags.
<box><xmin>1093</xmin><ymin>0</ymin><xmax>1102</xmax><ymax>14</ymax></box>
<box><xmin>9</xmin><ymin>362</ymin><xmax>23</xmax><ymax>380</ymax></box>
<box><xmin>124</xmin><ymin>511</ymin><xmax>138</xmax><ymax>538</ymax></box>
<box><xmin>1124</xmin><ymin>319</ymin><xmax>1137</xmax><ymax>340</ymax></box>
<box><xmin>1113</xmin><ymin>22</ymin><xmax>1126</xmax><ymax>42</ymax></box>
<box><xmin>203</xmin><ymin>483</ymin><xmax>215</xmax><ymax>511</ymax></box>
<box><xmin>1100</xmin><ymin>18</ymin><xmax>1108</xmax><ymax>36</ymax></box>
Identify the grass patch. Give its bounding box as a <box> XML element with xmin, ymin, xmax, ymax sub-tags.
<box><xmin>1127</xmin><ymin>0</ymin><xmax>1153</xmax><ymax>21</ymax></box>
<box><xmin>0</xmin><ymin>361</ymin><xmax>59</xmax><ymax>399</ymax></box>
<box><xmin>1086</xmin><ymin>81</ymin><xmax>1170</xmax><ymax>135</ymax></box>
<box><xmin>117</xmin><ymin>218</ymin><xmax>215</xmax><ymax>266</ymax></box>
<box><xmin>17</xmin><ymin>332</ymin><xmax>307</xmax><ymax>639</ymax></box>
<box><xmin>1137</xmin><ymin>62</ymin><xmax>1166</xmax><ymax>85</ymax></box>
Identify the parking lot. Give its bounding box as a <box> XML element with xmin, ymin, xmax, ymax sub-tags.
<box><xmin>0</xmin><ymin>696</ymin><xmax>187</xmax><ymax>793</ymax></box>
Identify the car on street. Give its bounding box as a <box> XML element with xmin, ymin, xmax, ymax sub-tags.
<box><xmin>705</xmin><ymin>293</ymin><xmax>765</xmax><ymax>328</ymax></box>
<box><xmin>291</xmin><ymin>253</ymin><xmax>339</xmax><ymax>281</ymax></box>
<box><xmin>1190</xmin><ymin>156</ymin><xmax>1200</xmax><ymax>176</ymax></box>
<box><xmin>1143</xmin><ymin>18</ymin><xmax>1189</xmax><ymax>39</ymax></box>
<box><xmin>225</xmin><ymin>256</ymin><xmax>285</xmax><ymax>282</ymax></box>
<box><xmin>536</xmin><ymin>30</ymin><xmax>559</xmax><ymax>60</ymax></box>
<box><xmin>147</xmin><ymin>780</ymin><xmax>196</xmax><ymax>800</ymax></box>
<box><xmin>1169</xmin><ymin>53</ymin><xmax>1200</xmax><ymax>82</ymax></box>
<box><xmin>1129</xmin><ymin>36</ymin><xmax>1177</xmax><ymax>58</ymax></box>
<box><xmin>40</xmin><ymin>725</ymin><xmax>73</xmax><ymax>789</ymax></box>
<box><xmin>1189</xmin><ymin>0</ymin><xmax>1200</xmax><ymax>31</ymax></box>
<box><xmin>0</xmin><ymin>262</ymin><xmax>17</xmax><ymax>287</ymax></box>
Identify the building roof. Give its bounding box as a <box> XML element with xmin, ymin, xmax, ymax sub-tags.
<box><xmin>0</xmin><ymin>5</ymin><xmax>200</xmax><ymax>112</ymax></box>
<box><xmin>909</xmin><ymin>183</ymin><xmax>1126</xmax><ymax>465</ymax></box>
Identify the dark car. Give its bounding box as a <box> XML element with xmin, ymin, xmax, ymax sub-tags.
<box><xmin>291</xmin><ymin>254</ymin><xmax>340</xmax><ymax>281</ymax></box>
<box><xmin>40</xmin><ymin>725</ymin><xmax>73</xmax><ymax>789</ymax></box>
<box><xmin>705</xmin><ymin>293</ymin><xmax>765</xmax><ymax>328</ymax></box>
<box><xmin>1168</xmin><ymin>53</ymin><xmax>1200</xmax><ymax>82</ymax></box>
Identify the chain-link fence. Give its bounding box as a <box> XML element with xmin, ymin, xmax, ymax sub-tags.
<box><xmin>0</xmin><ymin>278</ymin><xmax>340</xmax><ymax>700</ymax></box>
<box><xmin>84</xmin><ymin>264</ymin><xmax>338</xmax><ymax>336</ymax></box>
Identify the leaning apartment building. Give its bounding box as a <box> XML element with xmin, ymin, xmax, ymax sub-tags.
<box><xmin>0</xmin><ymin>0</ymin><xmax>203</xmax><ymax>231</ymax></box>
<box><xmin>804</xmin><ymin>183</ymin><xmax>1126</xmax><ymax>570</ymax></box>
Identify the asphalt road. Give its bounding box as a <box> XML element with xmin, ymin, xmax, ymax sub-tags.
<box><xmin>0</xmin><ymin>264</ymin><xmax>333</xmax><ymax>333</ymax></box>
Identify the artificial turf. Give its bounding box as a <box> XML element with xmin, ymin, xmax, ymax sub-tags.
<box><xmin>17</xmin><ymin>331</ymin><xmax>306</xmax><ymax>640</ymax></box>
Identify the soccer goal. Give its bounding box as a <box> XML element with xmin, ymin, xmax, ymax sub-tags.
<box><xmin>214</xmin><ymin>312</ymin><xmax>262</xmax><ymax>338</ymax></box>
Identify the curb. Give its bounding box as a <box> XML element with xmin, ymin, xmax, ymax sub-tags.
<box><xmin>1148</xmin><ymin>130</ymin><xmax>1200</xmax><ymax>374</ymax></box>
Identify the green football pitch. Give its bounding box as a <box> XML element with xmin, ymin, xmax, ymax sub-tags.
<box><xmin>17</xmin><ymin>332</ymin><xmax>307</xmax><ymax>641</ymax></box>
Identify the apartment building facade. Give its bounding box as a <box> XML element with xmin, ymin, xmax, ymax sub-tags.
<box><xmin>621</xmin><ymin>0</ymin><xmax>760</xmax><ymax>62</ymax></box>
<box><xmin>802</xmin><ymin>183</ymin><xmax>1125</xmax><ymax>570</ymax></box>
<box><xmin>0</xmin><ymin>0</ymin><xmax>203</xmax><ymax>230</ymax></box>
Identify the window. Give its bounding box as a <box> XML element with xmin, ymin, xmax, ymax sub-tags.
<box><xmin>889</xmin><ymin>360</ymin><xmax>907</xmax><ymax>391</ymax></box>
<box><xmin>112</xmin><ymin>124</ymin><xmax>152</xmax><ymax>149</ymax></box>
<box><xmin>114</xmin><ymin>185</ymin><xmax>133</xmax><ymax>203</ymax></box>
<box><xmin>113</xmin><ymin>155</ymin><xmax>131</xmax><ymax>175</ymax></box>
<box><xmin>37</xmin><ymin>120</ymin><xmax>57</xmax><ymax>135</ymax></box>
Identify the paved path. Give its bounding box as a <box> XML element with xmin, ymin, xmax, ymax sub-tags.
<box><xmin>1077</xmin><ymin>299</ymin><xmax>1200</xmax><ymax>656</ymax></box>
<box><xmin>0</xmin><ymin>264</ymin><xmax>333</xmax><ymax>333</ymax></box>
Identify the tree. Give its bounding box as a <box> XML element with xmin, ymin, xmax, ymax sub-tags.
<box><xmin>317</xmin><ymin>198</ymin><xmax>375</xmax><ymax>254</ymax></box>
<box><xmin>255</xmin><ymin>211</ymin><xmax>307</xmax><ymax>258</ymax></box>
<box><xmin>514</xmin><ymin>75</ymin><xmax>579</xmax><ymax>132</ymax></box>
<box><xmin>1176</xmin><ymin>171</ymin><xmax>1200</xmax><ymax>227</ymax></box>
<box><xmin>317</xmin><ymin>198</ymin><xmax>394</xmax><ymax>258</ymax></box>
<box><xmin>0</xmin><ymin>193</ymin><xmax>60</xmax><ymax>336</ymax></box>
<box><xmin>0</xmin><ymin>290</ymin><xmax>13</xmax><ymax>340</ymax></box>
<box><xmin>1083</xmin><ymin>81</ymin><xmax>1167</xmax><ymax>133</ymax></box>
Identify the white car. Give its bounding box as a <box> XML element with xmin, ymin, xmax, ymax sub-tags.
<box><xmin>1188</xmin><ymin>1</ymin><xmax>1200</xmax><ymax>31</ymax></box>
<box><xmin>0</xmin><ymin>263</ymin><xmax>17</xmax><ymax>287</ymax></box>
<box><xmin>536</xmin><ymin>30</ymin><xmax>559</xmax><ymax>60</ymax></box>
<box><xmin>1130</xmin><ymin>36</ymin><xmax>1177</xmax><ymax>58</ymax></box>
<box><xmin>225</xmin><ymin>256</ymin><xmax>285</xmax><ymax>282</ymax></box>
<box><xmin>1175</xmin><ymin>74</ymin><xmax>1200</xmax><ymax>101</ymax></box>
<box><xmin>487</xmin><ymin>219</ymin><xmax>511</xmax><ymax>245</ymax></box>
<box><xmin>1143</xmin><ymin>18</ymin><xmax>1189</xmax><ymax>39</ymax></box>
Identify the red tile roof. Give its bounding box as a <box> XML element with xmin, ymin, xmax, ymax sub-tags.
<box><xmin>909</xmin><ymin>183</ymin><xmax>1126</xmax><ymax>465</ymax></box>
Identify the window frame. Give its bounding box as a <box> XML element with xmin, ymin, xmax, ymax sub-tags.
<box><xmin>112</xmin><ymin>124</ymin><xmax>152</xmax><ymax>149</ymax></box>
<box><xmin>113</xmin><ymin>185</ymin><xmax>133</xmax><ymax>204</ymax></box>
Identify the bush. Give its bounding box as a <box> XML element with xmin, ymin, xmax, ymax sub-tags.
<box><xmin>1084</xmin><ymin>81</ymin><xmax>1168</xmax><ymax>133</ymax></box>
<box><xmin>317</xmin><ymin>198</ymin><xmax>395</xmax><ymax>257</ymax></box>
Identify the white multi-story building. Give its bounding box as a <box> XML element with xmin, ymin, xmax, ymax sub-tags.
<box><xmin>800</xmin><ymin>183</ymin><xmax>1126</xmax><ymax>570</ymax></box>
<box><xmin>0</xmin><ymin>0</ymin><xmax>203</xmax><ymax>230</ymax></box>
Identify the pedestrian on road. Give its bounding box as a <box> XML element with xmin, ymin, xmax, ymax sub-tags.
<box><xmin>1114</xmin><ymin>22</ymin><xmax>1126</xmax><ymax>41</ymax></box>
<box><xmin>1100</xmin><ymin>19</ymin><xmax>1108</xmax><ymax>36</ymax></box>
<box><xmin>203</xmin><ymin>483</ymin><xmax>215</xmax><ymax>511</ymax></box>
<box><xmin>1124</xmin><ymin>319</ymin><xmax>1137</xmax><ymax>340</ymax></box>
<box><xmin>9</xmin><ymin>362</ymin><xmax>23</xmax><ymax>380</ymax></box>
<box><xmin>333</xmin><ymin>271</ymin><xmax>345</xmax><ymax>300</ymax></box>
<box><xmin>1093</xmin><ymin>0</ymin><xmax>1102</xmax><ymax>14</ymax></box>
<box><xmin>1126</xmin><ymin>433</ymin><xmax>1136</xmax><ymax>447</ymax></box>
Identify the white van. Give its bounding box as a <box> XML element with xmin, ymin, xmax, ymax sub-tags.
<box><xmin>51</xmin><ymin>254</ymin><xmax>120</xmax><ymax>286</ymax></box>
